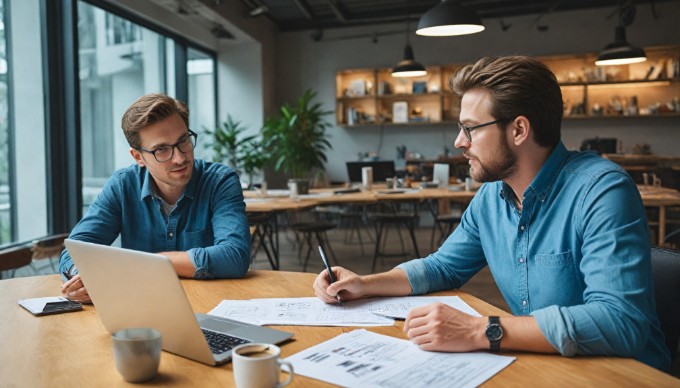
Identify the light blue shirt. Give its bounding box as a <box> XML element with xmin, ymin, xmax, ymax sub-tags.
<box><xmin>397</xmin><ymin>141</ymin><xmax>670</xmax><ymax>371</ymax></box>
<box><xmin>59</xmin><ymin>159</ymin><xmax>250</xmax><ymax>279</ymax></box>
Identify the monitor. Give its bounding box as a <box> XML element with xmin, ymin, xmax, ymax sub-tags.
<box><xmin>346</xmin><ymin>161</ymin><xmax>396</xmax><ymax>183</ymax></box>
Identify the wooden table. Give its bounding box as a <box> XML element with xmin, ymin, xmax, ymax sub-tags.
<box><xmin>639</xmin><ymin>186</ymin><xmax>680</xmax><ymax>246</ymax></box>
<box><xmin>1</xmin><ymin>272</ymin><xmax>677</xmax><ymax>387</ymax></box>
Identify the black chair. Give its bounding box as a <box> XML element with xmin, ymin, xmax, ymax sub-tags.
<box><xmin>427</xmin><ymin>199</ymin><xmax>465</xmax><ymax>251</ymax></box>
<box><xmin>650</xmin><ymin>246</ymin><xmax>680</xmax><ymax>365</ymax></box>
<box><xmin>0</xmin><ymin>244</ymin><xmax>33</xmax><ymax>279</ymax></box>
<box><xmin>248</xmin><ymin>212</ymin><xmax>279</xmax><ymax>270</ymax></box>
<box><xmin>291</xmin><ymin>221</ymin><xmax>337</xmax><ymax>272</ymax></box>
<box><xmin>368</xmin><ymin>201</ymin><xmax>420</xmax><ymax>273</ymax></box>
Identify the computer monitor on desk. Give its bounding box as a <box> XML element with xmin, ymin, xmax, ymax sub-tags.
<box><xmin>346</xmin><ymin>161</ymin><xmax>396</xmax><ymax>183</ymax></box>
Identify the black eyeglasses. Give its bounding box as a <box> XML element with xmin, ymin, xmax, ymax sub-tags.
<box><xmin>457</xmin><ymin>119</ymin><xmax>502</xmax><ymax>142</ymax></box>
<box><xmin>137</xmin><ymin>130</ymin><xmax>198</xmax><ymax>163</ymax></box>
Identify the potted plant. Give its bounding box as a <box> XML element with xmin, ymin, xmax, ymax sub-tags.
<box><xmin>262</xmin><ymin>89</ymin><xmax>332</xmax><ymax>194</ymax></box>
<box><xmin>205</xmin><ymin>115</ymin><xmax>267</xmax><ymax>188</ymax></box>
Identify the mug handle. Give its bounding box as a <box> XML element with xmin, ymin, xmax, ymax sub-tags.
<box><xmin>276</xmin><ymin>360</ymin><xmax>294</xmax><ymax>388</ymax></box>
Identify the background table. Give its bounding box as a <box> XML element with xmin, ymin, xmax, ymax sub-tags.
<box><xmin>1</xmin><ymin>271</ymin><xmax>677</xmax><ymax>387</ymax></box>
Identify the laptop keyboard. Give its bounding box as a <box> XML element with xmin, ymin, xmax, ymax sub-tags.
<box><xmin>202</xmin><ymin>329</ymin><xmax>251</xmax><ymax>354</ymax></box>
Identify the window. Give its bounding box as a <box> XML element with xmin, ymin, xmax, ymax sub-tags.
<box><xmin>77</xmin><ymin>1</ymin><xmax>170</xmax><ymax>211</ymax></box>
<box><xmin>187</xmin><ymin>47</ymin><xmax>216</xmax><ymax>161</ymax></box>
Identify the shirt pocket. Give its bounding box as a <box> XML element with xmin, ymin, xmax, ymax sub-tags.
<box><xmin>184</xmin><ymin>229</ymin><xmax>213</xmax><ymax>248</ymax></box>
<box><xmin>530</xmin><ymin>250</ymin><xmax>582</xmax><ymax>308</ymax></box>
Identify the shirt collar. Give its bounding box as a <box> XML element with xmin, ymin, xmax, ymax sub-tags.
<box><xmin>498</xmin><ymin>141</ymin><xmax>569</xmax><ymax>204</ymax></box>
<box><xmin>140</xmin><ymin>160</ymin><xmax>200</xmax><ymax>201</ymax></box>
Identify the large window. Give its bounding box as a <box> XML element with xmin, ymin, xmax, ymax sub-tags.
<box><xmin>187</xmin><ymin>47</ymin><xmax>216</xmax><ymax>161</ymax></box>
<box><xmin>78</xmin><ymin>1</ymin><xmax>170</xmax><ymax>210</ymax></box>
<box><xmin>0</xmin><ymin>0</ymin><xmax>9</xmax><ymax>244</ymax></box>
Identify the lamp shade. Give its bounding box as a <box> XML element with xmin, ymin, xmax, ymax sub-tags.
<box><xmin>595</xmin><ymin>26</ymin><xmax>646</xmax><ymax>66</ymax></box>
<box><xmin>416</xmin><ymin>0</ymin><xmax>484</xmax><ymax>36</ymax></box>
<box><xmin>391</xmin><ymin>45</ymin><xmax>427</xmax><ymax>77</ymax></box>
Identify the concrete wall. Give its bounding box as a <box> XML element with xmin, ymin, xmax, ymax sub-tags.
<box><xmin>274</xmin><ymin>3</ymin><xmax>680</xmax><ymax>182</ymax></box>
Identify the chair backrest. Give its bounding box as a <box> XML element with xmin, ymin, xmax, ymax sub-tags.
<box><xmin>650</xmin><ymin>246</ymin><xmax>680</xmax><ymax>363</ymax></box>
<box><xmin>346</xmin><ymin>161</ymin><xmax>395</xmax><ymax>183</ymax></box>
<box><xmin>0</xmin><ymin>244</ymin><xmax>33</xmax><ymax>273</ymax></box>
<box><xmin>31</xmin><ymin>233</ymin><xmax>70</xmax><ymax>260</ymax></box>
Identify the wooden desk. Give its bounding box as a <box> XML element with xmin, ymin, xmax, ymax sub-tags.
<box><xmin>640</xmin><ymin>187</ymin><xmax>680</xmax><ymax>246</ymax></box>
<box><xmin>1</xmin><ymin>272</ymin><xmax>677</xmax><ymax>387</ymax></box>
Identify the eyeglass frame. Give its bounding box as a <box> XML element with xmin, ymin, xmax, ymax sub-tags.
<box><xmin>136</xmin><ymin>129</ymin><xmax>198</xmax><ymax>163</ymax></box>
<box><xmin>457</xmin><ymin>119</ymin><xmax>505</xmax><ymax>142</ymax></box>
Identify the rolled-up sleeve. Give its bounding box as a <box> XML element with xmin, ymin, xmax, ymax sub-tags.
<box><xmin>187</xmin><ymin>172</ymin><xmax>250</xmax><ymax>279</ymax></box>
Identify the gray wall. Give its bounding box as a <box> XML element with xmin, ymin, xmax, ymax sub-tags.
<box><xmin>274</xmin><ymin>3</ymin><xmax>680</xmax><ymax>183</ymax></box>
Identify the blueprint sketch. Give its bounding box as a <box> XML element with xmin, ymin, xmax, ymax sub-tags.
<box><xmin>285</xmin><ymin>329</ymin><xmax>515</xmax><ymax>388</ymax></box>
<box><xmin>208</xmin><ymin>296</ymin><xmax>479</xmax><ymax>326</ymax></box>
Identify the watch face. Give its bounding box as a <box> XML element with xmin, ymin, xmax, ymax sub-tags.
<box><xmin>486</xmin><ymin>324</ymin><xmax>503</xmax><ymax>341</ymax></box>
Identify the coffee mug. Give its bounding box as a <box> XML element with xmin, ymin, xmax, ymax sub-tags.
<box><xmin>112</xmin><ymin>328</ymin><xmax>162</xmax><ymax>383</ymax></box>
<box><xmin>232</xmin><ymin>343</ymin><xmax>294</xmax><ymax>388</ymax></box>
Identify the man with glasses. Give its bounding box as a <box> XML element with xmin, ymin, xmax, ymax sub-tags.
<box><xmin>314</xmin><ymin>56</ymin><xmax>670</xmax><ymax>371</ymax></box>
<box><xmin>60</xmin><ymin>93</ymin><xmax>250</xmax><ymax>303</ymax></box>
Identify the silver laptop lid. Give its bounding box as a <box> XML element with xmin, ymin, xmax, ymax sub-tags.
<box><xmin>64</xmin><ymin>239</ymin><xmax>216</xmax><ymax>365</ymax></box>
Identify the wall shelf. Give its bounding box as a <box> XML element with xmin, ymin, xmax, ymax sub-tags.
<box><xmin>336</xmin><ymin>45</ymin><xmax>680</xmax><ymax>127</ymax></box>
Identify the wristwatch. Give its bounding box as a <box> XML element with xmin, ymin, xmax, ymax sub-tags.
<box><xmin>485</xmin><ymin>316</ymin><xmax>503</xmax><ymax>351</ymax></box>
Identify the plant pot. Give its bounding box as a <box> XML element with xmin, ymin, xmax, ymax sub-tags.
<box><xmin>288</xmin><ymin>178</ymin><xmax>310</xmax><ymax>195</ymax></box>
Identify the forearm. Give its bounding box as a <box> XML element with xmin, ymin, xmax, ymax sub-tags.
<box><xmin>494</xmin><ymin>316</ymin><xmax>557</xmax><ymax>353</ymax></box>
<box><xmin>361</xmin><ymin>269</ymin><xmax>413</xmax><ymax>297</ymax></box>
<box><xmin>159</xmin><ymin>251</ymin><xmax>196</xmax><ymax>278</ymax></box>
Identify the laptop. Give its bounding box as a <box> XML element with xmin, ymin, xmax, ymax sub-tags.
<box><xmin>64</xmin><ymin>239</ymin><xmax>293</xmax><ymax>365</ymax></box>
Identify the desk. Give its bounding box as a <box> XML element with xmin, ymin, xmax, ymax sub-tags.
<box><xmin>1</xmin><ymin>272</ymin><xmax>677</xmax><ymax>387</ymax></box>
<box><xmin>639</xmin><ymin>187</ymin><xmax>680</xmax><ymax>246</ymax></box>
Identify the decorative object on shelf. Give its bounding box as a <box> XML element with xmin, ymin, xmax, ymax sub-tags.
<box><xmin>416</xmin><ymin>0</ymin><xmax>484</xmax><ymax>37</ymax></box>
<box><xmin>412</xmin><ymin>81</ymin><xmax>427</xmax><ymax>94</ymax></box>
<box><xmin>595</xmin><ymin>4</ymin><xmax>646</xmax><ymax>66</ymax></box>
<box><xmin>393</xmin><ymin>101</ymin><xmax>408</xmax><ymax>123</ymax></box>
<box><xmin>262</xmin><ymin>89</ymin><xmax>332</xmax><ymax>192</ymax></box>
<box><xmin>348</xmin><ymin>79</ymin><xmax>366</xmax><ymax>97</ymax></box>
<box><xmin>391</xmin><ymin>0</ymin><xmax>427</xmax><ymax>78</ymax></box>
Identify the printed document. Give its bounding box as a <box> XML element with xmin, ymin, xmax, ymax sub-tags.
<box><xmin>208</xmin><ymin>296</ymin><xmax>479</xmax><ymax>326</ymax></box>
<box><xmin>285</xmin><ymin>329</ymin><xmax>515</xmax><ymax>388</ymax></box>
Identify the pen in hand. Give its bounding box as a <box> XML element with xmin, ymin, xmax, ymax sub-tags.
<box><xmin>318</xmin><ymin>246</ymin><xmax>342</xmax><ymax>304</ymax></box>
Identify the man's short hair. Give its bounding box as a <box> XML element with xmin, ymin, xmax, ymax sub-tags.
<box><xmin>121</xmin><ymin>93</ymin><xmax>189</xmax><ymax>149</ymax></box>
<box><xmin>450</xmin><ymin>56</ymin><xmax>562</xmax><ymax>148</ymax></box>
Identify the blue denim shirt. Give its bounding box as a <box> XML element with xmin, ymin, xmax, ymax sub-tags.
<box><xmin>59</xmin><ymin>159</ymin><xmax>250</xmax><ymax>279</ymax></box>
<box><xmin>397</xmin><ymin>142</ymin><xmax>670</xmax><ymax>371</ymax></box>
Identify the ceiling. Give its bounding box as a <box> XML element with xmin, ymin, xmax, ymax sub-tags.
<box><xmin>240</xmin><ymin>0</ymin><xmax>677</xmax><ymax>32</ymax></box>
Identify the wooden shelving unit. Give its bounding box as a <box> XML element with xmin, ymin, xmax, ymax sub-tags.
<box><xmin>335</xmin><ymin>45</ymin><xmax>680</xmax><ymax>127</ymax></box>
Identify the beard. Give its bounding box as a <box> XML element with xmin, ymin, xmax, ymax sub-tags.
<box><xmin>466</xmin><ymin>135</ymin><xmax>518</xmax><ymax>183</ymax></box>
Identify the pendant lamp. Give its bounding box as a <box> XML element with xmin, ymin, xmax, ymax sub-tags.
<box><xmin>416</xmin><ymin>0</ymin><xmax>484</xmax><ymax>37</ymax></box>
<box><xmin>392</xmin><ymin>3</ymin><xmax>427</xmax><ymax>78</ymax></box>
<box><xmin>595</xmin><ymin>25</ymin><xmax>646</xmax><ymax>66</ymax></box>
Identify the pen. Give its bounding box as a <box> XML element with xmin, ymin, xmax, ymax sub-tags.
<box><xmin>318</xmin><ymin>246</ymin><xmax>341</xmax><ymax>304</ymax></box>
<box><xmin>62</xmin><ymin>271</ymin><xmax>73</xmax><ymax>281</ymax></box>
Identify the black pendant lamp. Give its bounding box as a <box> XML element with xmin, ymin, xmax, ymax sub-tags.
<box><xmin>416</xmin><ymin>0</ymin><xmax>484</xmax><ymax>37</ymax></box>
<box><xmin>392</xmin><ymin>2</ymin><xmax>427</xmax><ymax>78</ymax></box>
<box><xmin>595</xmin><ymin>25</ymin><xmax>646</xmax><ymax>66</ymax></box>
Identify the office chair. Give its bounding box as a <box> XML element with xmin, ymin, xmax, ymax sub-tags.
<box><xmin>368</xmin><ymin>200</ymin><xmax>420</xmax><ymax>273</ymax></box>
<box><xmin>650</xmin><ymin>246</ymin><xmax>680</xmax><ymax>365</ymax></box>
<box><xmin>0</xmin><ymin>244</ymin><xmax>33</xmax><ymax>279</ymax></box>
<box><xmin>30</xmin><ymin>232</ymin><xmax>70</xmax><ymax>273</ymax></box>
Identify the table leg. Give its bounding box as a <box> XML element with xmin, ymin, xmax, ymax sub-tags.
<box><xmin>658</xmin><ymin>205</ymin><xmax>666</xmax><ymax>246</ymax></box>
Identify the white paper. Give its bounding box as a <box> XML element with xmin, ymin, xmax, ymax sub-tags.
<box><xmin>208</xmin><ymin>296</ymin><xmax>479</xmax><ymax>326</ymax></box>
<box><xmin>285</xmin><ymin>329</ymin><xmax>515</xmax><ymax>388</ymax></box>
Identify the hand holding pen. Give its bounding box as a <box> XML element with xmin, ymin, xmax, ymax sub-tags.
<box><xmin>318</xmin><ymin>246</ymin><xmax>342</xmax><ymax>304</ymax></box>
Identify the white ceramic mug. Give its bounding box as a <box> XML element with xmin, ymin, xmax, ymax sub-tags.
<box><xmin>232</xmin><ymin>343</ymin><xmax>294</xmax><ymax>388</ymax></box>
<box><xmin>112</xmin><ymin>328</ymin><xmax>162</xmax><ymax>383</ymax></box>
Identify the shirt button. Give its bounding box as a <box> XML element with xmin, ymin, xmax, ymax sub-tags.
<box><xmin>522</xmin><ymin>300</ymin><xmax>527</xmax><ymax>306</ymax></box>
<box><xmin>519</xmin><ymin>257</ymin><xmax>524</xmax><ymax>263</ymax></box>
<box><xmin>168</xmin><ymin>232</ymin><xmax>174</xmax><ymax>238</ymax></box>
<box><xmin>520</xmin><ymin>225</ymin><xmax>525</xmax><ymax>231</ymax></box>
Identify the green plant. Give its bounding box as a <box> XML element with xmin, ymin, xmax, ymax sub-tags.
<box><xmin>205</xmin><ymin>115</ymin><xmax>267</xmax><ymax>185</ymax></box>
<box><xmin>262</xmin><ymin>89</ymin><xmax>332</xmax><ymax>179</ymax></box>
